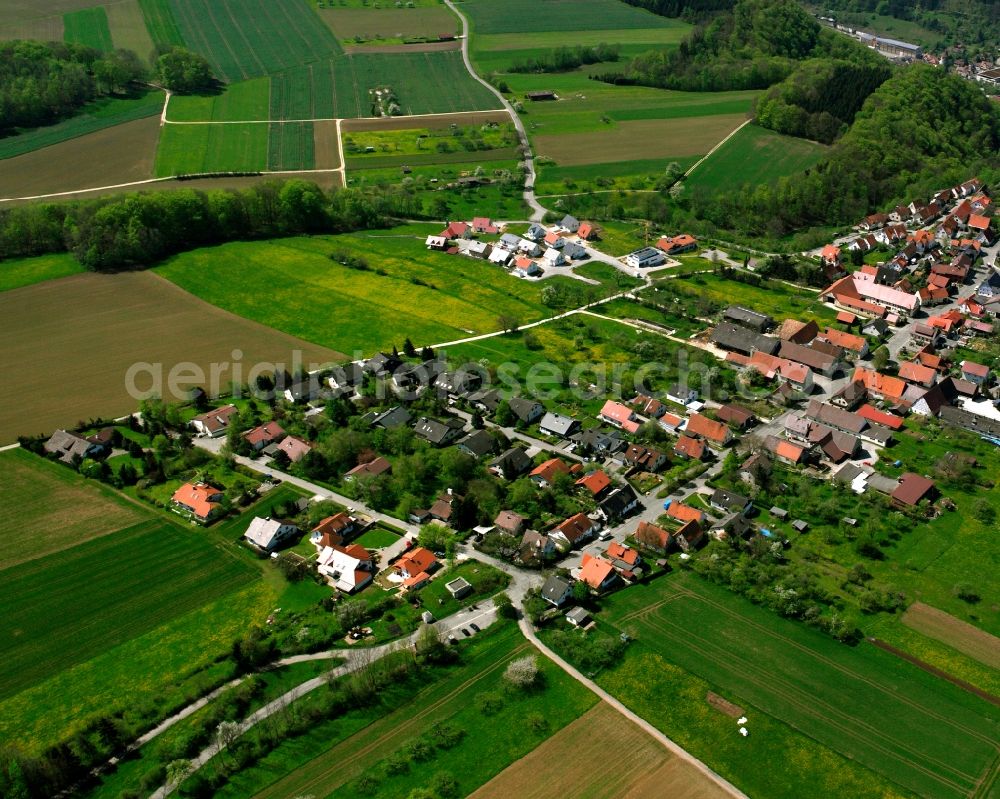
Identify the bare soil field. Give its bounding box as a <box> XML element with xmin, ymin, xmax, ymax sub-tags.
<box><xmin>707</xmin><ymin>692</ymin><xmax>745</xmax><ymax>718</ymax></box>
<box><xmin>318</xmin><ymin>6</ymin><xmax>457</xmax><ymax>41</ymax></box>
<box><xmin>0</xmin><ymin>447</ymin><xmax>148</xmax><ymax>571</ymax></box>
<box><xmin>902</xmin><ymin>602</ymin><xmax>1000</xmax><ymax>670</ymax></box>
<box><xmin>0</xmin><ymin>0</ymin><xmax>97</xmax><ymax>25</ymax></box>
<box><xmin>0</xmin><ymin>115</ymin><xmax>160</xmax><ymax>200</ymax></box>
<box><xmin>468</xmin><ymin>702</ymin><xmax>731</xmax><ymax>799</ymax></box>
<box><xmin>313</xmin><ymin>120</ymin><xmax>341</xmax><ymax>171</ymax></box>
<box><xmin>0</xmin><ymin>271</ymin><xmax>344</xmax><ymax>443</ymax></box>
<box><xmin>0</xmin><ymin>14</ymin><xmax>63</xmax><ymax>41</ymax></box>
<box><xmin>342</xmin><ymin>110</ymin><xmax>509</xmax><ymax>133</ymax></box>
<box><xmin>534</xmin><ymin>114</ymin><xmax>747</xmax><ymax>166</ymax></box>
<box><xmin>346</xmin><ymin>40</ymin><xmax>461</xmax><ymax>53</ymax></box>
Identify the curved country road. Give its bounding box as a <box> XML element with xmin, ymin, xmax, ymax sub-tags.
<box><xmin>444</xmin><ymin>0</ymin><xmax>548</xmax><ymax>222</ymax></box>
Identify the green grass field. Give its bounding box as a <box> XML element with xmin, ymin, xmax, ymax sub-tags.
<box><xmin>209</xmin><ymin>623</ymin><xmax>596</xmax><ymax>799</ymax></box>
<box><xmin>463</xmin><ymin>0</ymin><xmax>679</xmax><ymax>35</ymax></box>
<box><xmin>660</xmin><ymin>271</ymin><xmax>837</xmax><ymax>323</ymax></box>
<box><xmin>685</xmin><ymin>123</ymin><xmax>828</xmax><ymax>193</ymax></box>
<box><xmin>63</xmin><ymin>6</ymin><xmax>113</xmax><ymax>50</ymax></box>
<box><xmin>0</xmin><ymin>253</ymin><xmax>85</xmax><ymax>293</ymax></box>
<box><xmin>166</xmin><ymin>77</ymin><xmax>270</xmax><ymax>122</ymax></box>
<box><xmin>595</xmin><ymin>573</ymin><xmax>1000</xmax><ymax>799</ymax></box>
<box><xmin>138</xmin><ymin>0</ymin><xmax>185</xmax><ymax>50</ymax></box>
<box><xmin>268</xmin><ymin>121</ymin><xmax>316</xmax><ymax>170</ymax></box>
<box><xmin>343</xmin><ymin>122</ymin><xmax>517</xmax><ymax>158</ymax></box>
<box><xmin>154</xmin><ymin>121</ymin><xmax>268</xmax><ymax>175</ymax></box>
<box><xmin>155</xmin><ymin>227</ymin><xmax>623</xmax><ymax>353</ymax></box>
<box><xmin>352</xmin><ymin>527</ymin><xmax>400</xmax><ymax>549</ymax></box>
<box><xmin>0</xmin><ymin>516</ymin><xmax>256</xmax><ymax>700</ymax></box>
<box><xmin>166</xmin><ymin>0</ymin><xmax>343</xmax><ymax>83</ymax></box>
<box><xmin>0</xmin><ymin>88</ymin><xmax>163</xmax><ymax>161</ymax></box>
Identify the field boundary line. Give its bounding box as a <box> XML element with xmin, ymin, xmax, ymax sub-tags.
<box><xmin>638</xmin><ymin>613</ymin><xmax>978</xmax><ymax>793</ymax></box>
<box><xmin>163</xmin><ymin>108</ymin><xmax>507</xmax><ymax>125</ymax></box>
<box><xmin>519</xmin><ymin>618</ymin><xmax>749</xmax><ymax>799</ymax></box>
<box><xmin>684</xmin><ymin>118</ymin><xmax>752</xmax><ymax>179</ymax></box>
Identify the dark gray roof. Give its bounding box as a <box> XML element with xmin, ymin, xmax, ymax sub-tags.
<box><xmin>599</xmin><ymin>484</ymin><xmax>638</xmax><ymax>519</ymax></box>
<box><xmin>364</xmin><ymin>351</ymin><xmax>402</xmax><ymax>375</ymax></box>
<box><xmin>435</xmin><ymin>369</ymin><xmax>482</xmax><ymax>396</ymax></box>
<box><xmin>371</xmin><ymin>406</ymin><xmax>412</xmax><ymax>430</ymax></box>
<box><xmin>508</xmin><ymin>396</ymin><xmax>543</xmax><ymax>422</ymax></box>
<box><xmin>413</xmin><ymin>416</ymin><xmax>465</xmax><ymax>445</ymax></box>
<box><xmin>468</xmin><ymin>388</ymin><xmax>501</xmax><ymax>412</ymax></box>
<box><xmin>940</xmin><ymin>404</ymin><xmax>1000</xmax><ymax>437</ymax></box>
<box><xmin>490</xmin><ymin>447</ymin><xmax>533</xmax><ymax>477</ymax></box>
<box><xmin>710</xmin><ymin>488</ymin><xmax>750</xmax><ymax>512</ymax></box>
<box><xmin>724</xmin><ymin>305</ymin><xmax>774</xmax><ymax>331</ymax></box>
<box><xmin>541</xmin><ymin>575</ymin><xmax>571</xmax><ymax>603</ymax></box>
<box><xmin>710</xmin><ymin>323</ymin><xmax>779</xmax><ymax>355</ymax></box>
<box><xmin>456</xmin><ymin>429</ymin><xmax>496</xmax><ymax>458</ymax></box>
<box><xmin>44</xmin><ymin>429</ymin><xmax>98</xmax><ymax>464</ymax></box>
<box><xmin>328</xmin><ymin>361</ymin><xmax>364</xmax><ymax>387</ymax></box>
<box><xmin>805</xmin><ymin>400</ymin><xmax>866</xmax><ymax>434</ymax></box>
<box><xmin>571</xmin><ymin>427</ymin><xmax>625</xmax><ymax>454</ymax></box>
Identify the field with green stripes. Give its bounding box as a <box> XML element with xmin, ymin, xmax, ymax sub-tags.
<box><xmin>594</xmin><ymin>573</ymin><xmax>1000</xmax><ymax>799</ymax></box>
<box><xmin>62</xmin><ymin>7</ymin><xmax>112</xmax><ymax>50</ymax></box>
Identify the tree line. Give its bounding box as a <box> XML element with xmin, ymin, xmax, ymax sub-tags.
<box><xmin>0</xmin><ymin>179</ymin><xmax>416</xmax><ymax>270</ymax></box>
<box><xmin>0</xmin><ymin>40</ymin><xmax>145</xmax><ymax>133</ymax></box>
<box><xmin>619</xmin><ymin>0</ymin><xmax>735</xmax><ymax>21</ymax></box>
<box><xmin>509</xmin><ymin>43</ymin><xmax>620</xmax><ymax>73</ymax></box>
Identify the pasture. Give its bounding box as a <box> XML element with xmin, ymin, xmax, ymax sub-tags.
<box><xmin>535</xmin><ymin>157</ymin><xmax>699</xmax><ymax>196</ymax></box>
<box><xmin>901</xmin><ymin>602</ymin><xmax>1000</xmax><ymax>670</ymax></box>
<box><xmin>165</xmin><ymin>0</ymin><xmax>343</xmax><ymax>82</ymax></box>
<box><xmin>0</xmin><ymin>87</ymin><xmax>162</xmax><ymax>162</ymax></box>
<box><xmin>212</xmin><ymin>624</ymin><xmax>596</xmax><ymax>799</ymax></box>
<box><xmin>0</xmin><ymin>516</ymin><xmax>256</xmax><ymax>701</ymax></box>
<box><xmin>0</xmin><ymin>270</ymin><xmax>343</xmax><ymax>442</ymax></box>
<box><xmin>154</xmin><ymin>121</ymin><xmax>268</xmax><ymax>175</ymax></box>
<box><xmin>63</xmin><ymin>6</ymin><xmax>113</xmax><ymax>50</ymax></box>
<box><xmin>318</xmin><ymin>5</ymin><xmax>457</xmax><ymax>44</ymax></box>
<box><xmin>154</xmin><ymin>229</ymin><xmax>620</xmax><ymax>353</ymax></box>
<box><xmin>0</xmin><ymin>114</ymin><xmax>160</xmax><ymax>199</ymax></box>
<box><xmin>534</xmin><ymin>114</ymin><xmax>747</xmax><ymax>166</ymax></box>
<box><xmin>468</xmin><ymin>700</ymin><xmax>730</xmax><ymax>799</ymax></box>
<box><xmin>0</xmin><ymin>253</ymin><xmax>83</xmax><ymax>292</ymax></box>
<box><xmin>600</xmin><ymin>573</ymin><xmax>1000</xmax><ymax>799</ymax></box>
<box><xmin>166</xmin><ymin>77</ymin><xmax>270</xmax><ymax>122</ymax></box>
<box><xmin>462</xmin><ymin>0</ymin><xmax>676</xmax><ymax>35</ymax></box>
<box><xmin>268</xmin><ymin>121</ymin><xmax>316</xmax><ymax>170</ymax></box>
<box><xmin>105</xmin><ymin>0</ymin><xmax>156</xmax><ymax>60</ymax></box>
<box><xmin>342</xmin><ymin>121</ymin><xmax>517</xmax><ymax>158</ymax></box>
<box><xmin>137</xmin><ymin>0</ymin><xmax>184</xmax><ymax>49</ymax></box>
<box><xmin>0</xmin><ymin>448</ymin><xmax>147</xmax><ymax>570</ymax></box>
<box><xmin>685</xmin><ymin>123</ymin><xmax>828</xmax><ymax>193</ymax></box>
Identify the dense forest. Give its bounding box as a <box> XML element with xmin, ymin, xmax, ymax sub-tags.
<box><xmin>0</xmin><ymin>180</ymin><xmax>414</xmax><ymax>270</ymax></box>
<box><xmin>810</xmin><ymin>0</ymin><xmax>1000</xmax><ymax>51</ymax></box>
<box><xmin>509</xmin><ymin>44</ymin><xmax>620</xmax><ymax>74</ymax></box>
<box><xmin>753</xmin><ymin>56</ymin><xmax>891</xmax><ymax>143</ymax></box>
<box><xmin>621</xmin><ymin>0</ymin><xmax>735</xmax><ymax>21</ymax></box>
<box><xmin>0</xmin><ymin>40</ymin><xmax>145</xmax><ymax>134</ymax></box>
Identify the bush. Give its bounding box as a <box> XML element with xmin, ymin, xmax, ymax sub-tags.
<box><xmin>430</xmin><ymin>771</ymin><xmax>460</xmax><ymax>799</ymax></box>
<box><xmin>953</xmin><ymin>583</ymin><xmax>981</xmax><ymax>604</ymax></box>
<box><xmin>475</xmin><ymin>691</ymin><xmax>504</xmax><ymax>716</ymax></box>
<box><xmin>503</xmin><ymin>655</ymin><xmax>540</xmax><ymax>689</ymax></box>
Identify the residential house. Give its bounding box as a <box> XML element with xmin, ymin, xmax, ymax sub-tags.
<box><xmin>910</xmin><ymin>322</ymin><xmax>943</xmax><ymax>349</ymax></box>
<box><xmin>317</xmin><ymin>544</ymin><xmax>374</xmax><ymax>593</ymax></box>
<box><xmin>818</xmin><ymin>328</ymin><xmax>869</xmax><ymax>359</ymax></box>
<box><xmin>488</xmin><ymin>247</ymin><xmax>512</xmax><ymax>267</ymax></box>
<box><xmin>369</xmin><ymin>406</ymin><xmax>412</xmax><ymax>430</ymax></box>
<box><xmin>629</xmin><ymin>393</ymin><xmax>667</xmax><ymax>419</ymax></box>
<box><xmin>821</xmin><ymin>274</ymin><xmax>919</xmax><ymax>317</ymax></box>
<box><xmin>764</xmin><ymin>435</ymin><xmax>808</xmax><ymax>466</ymax></box>
<box><xmin>543</xmin><ymin>247</ymin><xmax>566</xmax><ymax>267</ymax></box>
<box><xmin>576</xmin><ymin>469</ymin><xmax>612</xmax><ymax>498</ymax></box>
<box><xmin>440</xmin><ymin>220</ymin><xmax>471</xmax><ymax>240</ymax></box>
<box><xmin>541</xmin><ymin>575</ymin><xmax>573</xmax><ymax>607</ymax></box>
<box><xmin>192</xmin><ymin>405</ymin><xmax>238</xmax><ymax>437</ymax></box>
<box><xmin>327</xmin><ymin>362</ymin><xmax>365</xmax><ymax>392</ymax></box>
<box><xmin>832</xmin><ymin>379</ymin><xmax>867</xmax><ymax>410</ymax></box>
<box><xmin>634</xmin><ymin>520</ymin><xmax>674</xmax><ymax>553</ymax></box>
<box><xmin>394</xmin><ymin>546</ymin><xmax>439</xmax><ymax>590</ymax></box>
<box><xmin>276</xmin><ymin>435</ymin><xmax>312</xmax><ymax>463</ymax></box>
<box><xmin>716</xmin><ymin>404</ymin><xmax>756</xmax><ymax>430</ymax></box>
<box><xmin>344</xmin><ymin>456</ymin><xmax>392</xmax><ymax>481</ymax></box>
<box><xmin>524</xmin><ymin>223</ymin><xmax>547</xmax><ymax>241</ymax></box>
<box><xmin>520</xmin><ymin>530</ymin><xmax>555</xmax><ymax>564</ymax></box>
<box><xmin>604</xmin><ymin>541</ymin><xmax>642</xmax><ymax>577</ymax></box>
<box><xmin>543</xmin><ymin>231</ymin><xmax>566</xmax><ymax>249</ymax></box>
<box><xmin>468</xmin><ymin>388</ymin><xmax>501</xmax><ymax>414</ymax></box>
<box><xmin>897</xmin><ymin>361</ymin><xmax>937</xmax><ymax>388</ymax></box>
<box><xmin>472</xmin><ymin>216</ymin><xmax>499</xmax><ymax>234</ymax></box>
<box><xmin>364</xmin><ymin>351</ymin><xmax>403</xmax><ymax>378</ymax></box>
<box><xmin>571</xmin><ymin>427</ymin><xmax>626</xmax><ymax>456</ymax></box>
<box><xmin>466</xmin><ymin>241</ymin><xmax>492</xmax><ymax>260</ymax></box>
<box><xmin>623</xmin><ymin>443</ymin><xmax>667</xmax><ymax>472</ymax></box>
<box><xmin>685</xmin><ymin>413</ymin><xmax>733</xmax><ymax>447</ymax></box>
<box><xmin>778</xmin><ymin>319</ymin><xmax>820</xmax><ymax>345</ymax></box>
<box><xmin>658</xmin><ymin>411</ymin><xmax>685</xmax><ymax>435</ymax></box>
<box><xmin>710</xmin><ymin>488</ymin><xmax>752</xmax><ymax>515</ymax></box>
<box><xmin>514</xmin><ymin>257</ymin><xmax>541</xmax><ymax>277</ymax></box>
<box><xmin>624</xmin><ymin>247</ymin><xmax>666</xmax><ymax>269</ymax></box>
<box><xmin>862</xmin><ymin>318</ymin><xmax>891</xmax><ymax>338</ymax></box>
<box><xmin>852</xmin><ymin>367</ymin><xmax>907</xmax><ymax>404</ymax></box>
<box><xmin>310</xmin><ymin>512</ymin><xmax>357</xmax><ymax>549</ymax></box>
<box><xmin>456</xmin><ymin>429</ymin><xmax>497</xmax><ymax>460</ymax></box>
<box><xmin>598</xmin><ymin>485</ymin><xmax>640</xmax><ymax>521</ymax></box>
<box><xmin>724</xmin><ymin>305</ymin><xmax>774</xmax><ymax>332</ymax></box>
<box><xmin>244</xmin><ymin>422</ymin><xmax>285</xmax><ymax>451</ymax></box>
<box><xmin>599</xmin><ymin>400</ymin><xmax>642</xmax><ymax>433</ymax></box>
<box><xmin>539</xmin><ymin>411</ymin><xmax>580</xmax><ymax>438</ymax></box>
<box><xmin>891</xmin><ymin>473</ymin><xmax>937</xmax><ymax>508</ymax></box>
<box><xmin>559</xmin><ymin>214</ymin><xmax>581</xmax><ymax>233</ymax></box>
<box><xmin>489</xmin><ymin>447</ymin><xmax>533</xmax><ymax>479</ymax></box>
<box><xmin>566</xmin><ymin>606</ymin><xmax>592</xmax><ymax>626</ymax></box>
<box><xmin>435</xmin><ymin>369</ymin><xmax>482</xmax><ymax>399</ymax></box>
<box><xmin>576</xmin><ymin>221</ymin><xmax>599</xmax><ymax>240</ymax></box>
<box><xmin>495</xmin><ymin>510</ymin><xmax>528</xmax><ymax>536</ymax></box>
<box><xmin>711</xmin><ymin>512</ymin><xmax>752</xmax><ymax>541</ymax></box>
<box><xmin>778</xmin><ymin>340</ymin><xmax>839</xmax><ymax>374</ymax></box>
<box><xmin>413</xmin><ymin>416</ymin><xmax>466</xmax><ymax>447</ymax></box>
<box><xmin>244</xmin><ymin>517</ymin><xmax>298</xmax><ymax>552</ymax></box>
<box><xmin>655</xmin><ymin>233</ymin><xmax>698</xmax><ymax>255</ymax></box>
<box><xmin>665</xmin><ymin>501</ymin><xmax>705</xmax><ymax>525</ymax></box>
<box><xmin>550</xmin><ymin>512</ymin><xmax>599</xmax><ymax>550</ymax></box>
<box><xmin>673</xmin><ymin>434</ymin><xmax>706</xmax><ymax>461</ymax></box>
<box><xmin>171</xmin><ymin>481</ymin><xmax>224</xmax><ymax>523</ymax></box>
<box><xmin>578</xmin><ymin>553</ymin><xmax>618</xmax><ymax>592</ymax></box>
<box><xmin>857</xmin><ymin>404</ymin><xmax>905</xmax><ymax>430</ymax></box>
<box><xmin>425</xmin><ymin>234</ymin><xmax>447</xmax><ymax>250</ymax></box>
<box><xmin>562</xmin><ymin>241</ymin><xmax>587</xmax><ymax>260</ymax></box>
<box><xmin>530</xmin><ymin>457</ymin><xmax>571</xmax><ymax>487</ymax></box>
<box><xmin>43</xmin><ymin>429</ymin><xmax>105</xmax><ymax>464</ymax></box>
<box><xmin>429</xmin><ymin>491</ymin><xmax>460</xmax><ymax>526</ymax></box>
<box><xmin>961</xmin><ymin>360</ymin><xmax>990</xmax><ymax>385</ymax></box>
<box><xmin>674</xmin><ymin>519</ymin><xmax>704</xmax><ymax>551</ymax></box>
<box><xmin>508</xmin><ymin>397</ymin><xmax>545</xmax><ymax>425</ymax></box>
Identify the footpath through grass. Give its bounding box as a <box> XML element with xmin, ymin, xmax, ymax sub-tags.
<box><xmin>594</xmin><ymin>572</ymin><xmax>1000</xmax><ymax>799</ymax></box>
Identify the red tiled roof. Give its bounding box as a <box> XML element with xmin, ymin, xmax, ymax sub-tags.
<box><xmin>171</xmin><ymin>481</ymin><xmax>223</xmax><ymax>519</ymax></box>
<box><xmin>853</xmin><ymin>367</ymin><xmax>907</xmax><ymax>401</ymax></box>
<box><xmin>579</xmin><ymin>553</ymin><xmax>615</xmax><ymax>589</ymax></box>
<box><xmin>898</xmin><ymin>361</ymin><xmax>937</xmax><ymax>386</ymax></box>
<box><xmin>673</xmin><ymin>435</ymin><xmax>705</xmax><ymax>460</ymax></box>
<box><xmin>891</xmin><ymin>473</ymin><xmax>936</xmax><ymax>506</ymax></box>
<box><xmin>605</xmin><ymin>541</ymin><xmax>639</xmax><ymax>566</ymax></box>
<box><xmin>857</xmin><ymin>404</ymin><xmax>905</xmax><ymax>430</ymax></box>
<box><xmin>665</xmin><ymin>502</ymin><xmax>703</xmax><ymax>524</ymax></box>
<box><xmin>685</xmin><ymin>413</ymin><xmax>730</xmax><ymax>443</ymax></box>
<box><xmin>395</xmin><ymin>546</ymin><xmax>437</xmax><ymax>577</ymax></box>
<box><xmin>576</xmin><ymin>470</ymin><xmax>611</xmax><ymax>496</ymax></box>
<box><xmin>244</xmin><ymin>421</ymin><xmax>285</xmax><ymax>446</ymax></box>
<box><xmin>531</xmin><ymin>457</ymin><xmax>570</xmax><ymax>483</ymax></box>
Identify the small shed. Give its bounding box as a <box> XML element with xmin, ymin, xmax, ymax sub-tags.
<box><xmin>566</xmin><ymin>606</ymin><xmax>591</xmax><ymax>627</ymax></box>
<box><xmin>791</xmin><ymin>519</ymin><xmax>809</xmax><ymax>532</ymax></box>
<box><xmin>770</xmin><ymin>506</ymin><xmax>789</xmax><ymax>520</ymax></box>
<box><xmin>445</xmin><ymin>577</ymin><xmax>473</xmax><ymax>599</ymax></box>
